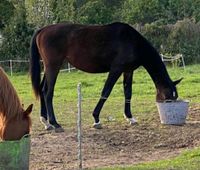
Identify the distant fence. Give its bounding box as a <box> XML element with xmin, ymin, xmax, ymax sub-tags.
<box><xmin>0</xmin><ymin>59</ymin><xmax>76</xmax><ymax>76</ymax></box>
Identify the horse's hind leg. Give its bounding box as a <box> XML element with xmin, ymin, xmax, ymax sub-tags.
<box><xmin>40</xmin><ymin>74</ymin><xmax>47</xmax><ymax>119</ymax></box>
<box><xmin>93</xmin><ymin>69</ymin><xmax>122</xmax><ymax>128</ymax></box>
<box><xmin>39</xmin><ymin>74</ymin><xmax>54</xmax><ymax>130</ymax></box>
<box><xmin>123</xmin><ymin>71</ymin><xmax>137</xmax><ymax>125</ymax></box>
<box><xmin>44</xmin><ymin>68</ymin><xmax>64</xmax><ymax>132</ymax></box>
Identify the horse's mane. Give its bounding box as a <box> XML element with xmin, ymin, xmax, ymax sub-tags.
<box><xmin>0</xmin><ymin>67</ymin><xmax>23</xmax><ymax>119</ymax></box>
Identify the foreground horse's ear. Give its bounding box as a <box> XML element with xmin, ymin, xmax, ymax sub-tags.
<box><xmin>24</xmin><ymin>104</ymin><xmax>33</xmax><ymax>115</ymax></box>
<box><xmin>173</xmin><ymin>78</ymin><xmax>183</xmax><ymax>86</ymax></box>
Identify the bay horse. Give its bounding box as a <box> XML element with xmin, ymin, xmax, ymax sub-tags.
<box><xmin>30</xmin><ymin>22</ymin><xmax>182</xmax><ymax>131</ymax></box>
<box><xmin>0</xmin><ymin>67</ymin><xmax>33</xmax><ymax>140</ymax></box>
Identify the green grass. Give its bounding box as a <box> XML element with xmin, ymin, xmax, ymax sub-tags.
<box><xmin>94</xmin><ymin>149</ymin><xmax>200</xmax><ymax>170</ymax></box>
<box><xmin>8</xmin><ymin>64</ymin><xmax>200</xmax><ymax>169</ymax></box>
<box><xmin>95</xmin><ymin>147</ymin><xmax>200</xmax><ymax>170</ymax></box>
<box><xmin>10</xmin><ymin>64</ymin><xmax>200</xmax><ymax>104</ymax></box>
<box><xmin>8</xmin><ymin>64</ymin><xmax>200</xmax><ymax>127</ymax></box>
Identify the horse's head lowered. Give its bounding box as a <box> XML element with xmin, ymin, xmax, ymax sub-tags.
<box><xmin>156</xmin><ymin>78</ymin><xmax>183</xmax><ymax>101</ymax></box>
<box><xmin>0</xmin><ymin>104</ymin><xmax>33</xmax><ymax>140</ymax></box>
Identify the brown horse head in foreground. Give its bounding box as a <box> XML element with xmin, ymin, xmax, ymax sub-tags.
<box><xmin>0</xmin><ymin>67</ymin><xmax>33</xmax><ymax>140</ymax></box>
<box><xmin>30</xmin><ymin>22</ymin><xmax>182</xmax><ymax>131</ymax></box>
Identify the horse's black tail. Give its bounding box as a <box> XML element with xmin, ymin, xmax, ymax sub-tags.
<box><xmin>29</xmin><ymin>30</ymin><xmax>42</xmax><ymax>99</ymax></box>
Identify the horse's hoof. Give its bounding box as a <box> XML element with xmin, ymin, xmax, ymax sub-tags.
<box><xmin>45</xmin><ymin>124</ymin><xmax>54</xmax><ymax>131</ymax></box>
<box><xmin>40</xmin><ymin>116</ymin><xmax>48</xmax><ymax>125</ymax></box>
<box><xmin>55</xmin><ymin>127</ymin><xmax>65</xmax><ymax>133</ymax></box>
<box><xmin>93</xmin><ymin>122</ymin><xmax>102</xmax><ymax>129</ymax></box>
<box><xmin>124</xmin><ymin>115</ymin><xmax>138</xmax><ymax>125</ymax></box>
<box><xmin>129</xmin><ymin>118</ymin><xmax>138</xmax><ymax>125</ymax></box>
<box><xmin>129</xmin><ymin>119</ymin><xmax>138</xmax><ymax>125</ymax></box>
<box><xmin>40</xmin><ymin>117</ymin><xmax>54</xmax><ymax>130</ymax></box>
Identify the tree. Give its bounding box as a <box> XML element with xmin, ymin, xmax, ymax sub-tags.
<box><xmin>192</xmin><ymin>0</ymin><xmax>200</xmax><ymax>22</ymax></box>
<box><xmin>121</xmin><ymin>0</ymin><xmax>163</xmax><ymax>25</ymax></box>
<box><xmin>0</xmin><ymin>1</ymin><xmax>34</xmax><ymax>60</ymax></box>
<box><xmin>166</xmin><ymin>19</ymin><xmax>200</xmax><ymax>63</ymax></box>
<box><xmin>1</xmin><ymin>0</ymin><xmax>200</xmax><ymax>64</ymax></box>
<box><xmin>51</xmin><ymin>0</ymin><xmax>76</xmax><ymax>23</ymax></box>
<box><xmin>0</xmin><ymin>0</ymin><xmax>15</xmax><ymax>29</ymax></box>
<box><xmin>166</xmin><ymin>0</ymin><xmax>195</xmax><ymax>23</ymax></box>
<box><xmin>76</xmin><ymin>0</ymin><xmax>114</xmax><ymax>24</ymax></box>
<box><xmin>25</xmin><ymin>0</ymin><xmax>53</xmax><ymax>27</ymax></box>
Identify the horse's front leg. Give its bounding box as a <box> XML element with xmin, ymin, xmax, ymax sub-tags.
<box><xmin>93</xmin><ymin>69</ymin><xmax>122</xmax><ymax>129</ymax></box>
<box><xmin>123</xmin><ymin>71</ymin><xmax>137</xmax><ymax>125</ymax></box>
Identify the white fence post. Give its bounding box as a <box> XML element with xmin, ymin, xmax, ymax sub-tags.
<box><xmin>9</xmin><ymin>60</ymin><xmax>13</xmax><ymax>76</ymax></box>
<box><xmin>68</xmin><ymin>63</ymin><xmax>71</xmax><ymax>73</ymax></box>
<box><xmin>77</xmin><ymin>83</ymin><xmax>82</xmax><ymax>170</ymax></box>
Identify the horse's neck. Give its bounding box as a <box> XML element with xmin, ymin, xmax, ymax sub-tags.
<box><xmin>142</xmin><ymin>53</ymin><xmax>173</xmax><ymax>90</ymax></box>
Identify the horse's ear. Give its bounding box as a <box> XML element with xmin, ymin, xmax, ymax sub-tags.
<box><xmin>173</xmin><ymin>78</ymin><xmax>183</xmax><ymax>86</ymax></box>
<box><xmin>24</xmin><ymin>104</ymin><xmax>33</xmax><ymax>116</ymax></box>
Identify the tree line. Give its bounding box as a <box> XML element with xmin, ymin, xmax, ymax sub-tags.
<box><xmin>0</xmin><ymin>0</ymin><xmax>200</xmax><ymax>64</ymax></box>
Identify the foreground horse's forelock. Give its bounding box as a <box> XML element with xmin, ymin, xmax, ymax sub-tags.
<box><xmin>29</xmin><ymin>22</ymin><xmax>181</xmax><ymax>130</ymax></box>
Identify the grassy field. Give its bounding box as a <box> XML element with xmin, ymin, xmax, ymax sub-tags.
<box><xmin>10</xmin><ymin>64</ymin><xmax>200</xmax><ymax>126</ymax></box>
<box><xmin>96</xmin><ymin>147</ymin><xmax>200</xmax><ymax>170</ymax></box>
<box><xmin>8</xmin><ymin>64</ymin><xmax>200</xmax><ymax>169</ymax></box>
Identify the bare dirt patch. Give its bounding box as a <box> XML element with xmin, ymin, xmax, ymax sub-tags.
<box><xmin>30</xmin><ymin>104</ymin><xmax>200</xmax><ymax>170</ymax></box>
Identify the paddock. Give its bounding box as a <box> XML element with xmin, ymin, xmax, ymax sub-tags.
<box><xmin>29</xmin><ymin>103</ymin><xmax>200</xmax><ymax>169</ymax></box>
<box><xmin>0</xmin><ymin>64</ymin><xmax>200</xmax><ymax>169</ymax></box>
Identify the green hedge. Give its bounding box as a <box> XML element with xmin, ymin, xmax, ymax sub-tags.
<box><xmin>141</xmin><ymin>19</ymin><xmax>200</xmax><ymax>64</ymax></box>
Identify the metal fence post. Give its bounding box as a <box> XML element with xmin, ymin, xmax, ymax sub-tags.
<box><xmin>77</xmin><ymin>83</ymin><xmax>82</xmax><ymax>170</ymax></box>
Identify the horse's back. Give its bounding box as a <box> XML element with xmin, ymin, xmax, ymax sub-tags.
<box><xmin>36</xmin><ymin>22</ymin><xmax>143</xmax><ymax>73</ymax></box>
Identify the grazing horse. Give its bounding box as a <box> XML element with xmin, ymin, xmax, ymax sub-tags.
<box><xmin>30</xmin><ymin>22</ymin><xmax>182</xmax><ymax>131</ymax></box>
<box><xmin>0</xmin><ymin>67</ymin><xmax>33</xmax><ymax>140</ymax></box>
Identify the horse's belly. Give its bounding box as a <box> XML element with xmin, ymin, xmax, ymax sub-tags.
<box><xmin>67</xmin><ymin>57</ymin><xmax>110</xmax><ymax>73</ymax></box>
